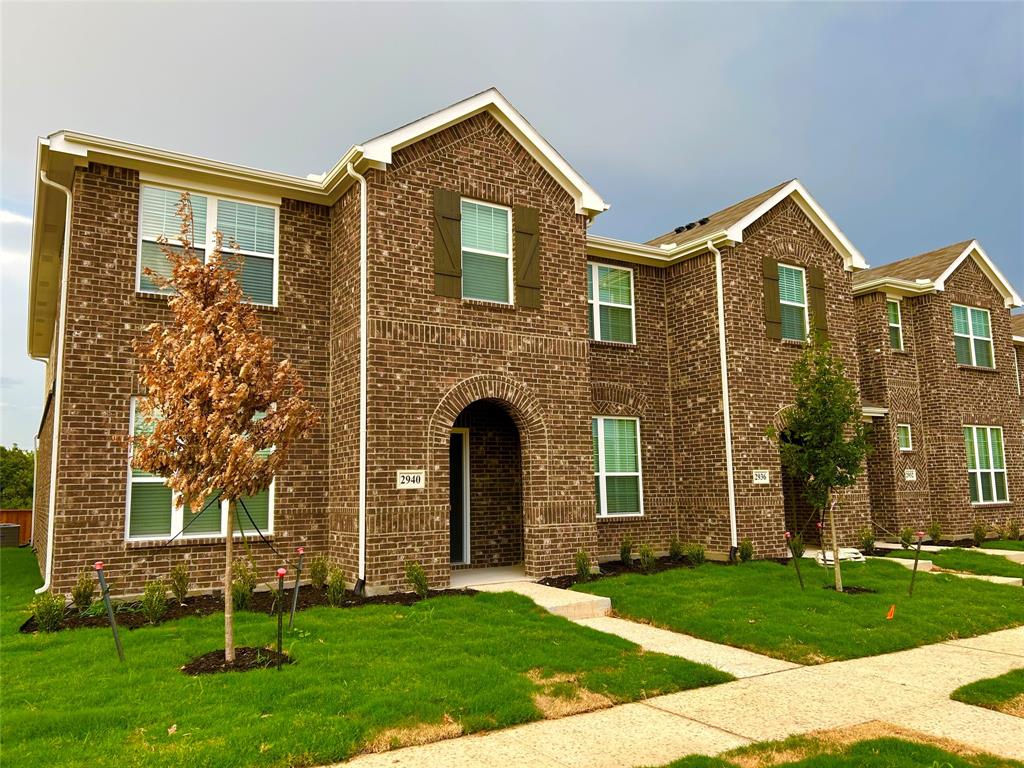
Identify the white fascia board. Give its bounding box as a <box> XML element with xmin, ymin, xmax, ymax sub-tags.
<box><xmin>586</xmin><ymin>232</ymin><xmax>734</xmax><ymax>266</ymax></box>
<box><xmin>852</xmin><ymin>276</ymin><xmax>937</xmax><ymax>298</ymax></box>
<box><xmin>360</xmin><ymin>88</ymin><xmax>608</xmax><ymax>217</ymax></box>
<box><xmin>934</xmin><ymin>240</ymin><xmax>1023</xmax><ymax>308</ymax></box>
<box><xmin>861</xmin><ymin>405</ymin><xmax>890</xmax><ymax>418</ymax></box>
<box><xmin>1013</xmin><ymin>335</ymin><xmax>1024</xmax><ymax>344</ymax></box>
<box><xmin>722</xmin><ymin>180</ymin><xmax>868</xmax><ymax>271</ymax></box>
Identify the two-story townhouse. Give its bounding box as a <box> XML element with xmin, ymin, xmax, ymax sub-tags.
<box><xmin>24</xmin><ymin>88</ymin><xmax>895</xmax><ymax>598</ymax></box>
<box><xmin>852</xmin><ymin>240</ymin><xmax>1024</xmax><ymax>537</ymax></box>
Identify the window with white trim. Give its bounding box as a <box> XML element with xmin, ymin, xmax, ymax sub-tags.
<box><xmin>460</xmin><ymin>199</ymin><xmax>512</xmax><ymax>304</ymax></box>
<box><xmin>963</xmin><ymin>425</ymin><xmax>1008</xmax><ymax>504</ymax></box>
<box><xmin>896</xmin><ymin>423</ymin><xmax>913</xmax><ymax>451</ymax></box>
<box><xmin>587</xmin><ymin>263</ymin><xmax>635</xmax><ymax>344</ymax></box>
<box><xmin>778</xmin><ymin>264</ymin><xmax>808</xmax><ymax>341</ymax></box>
<box><xmin>138</xmin><ymin>185</ymin><xmax>278</xmax><ymax>306</ymax></box>
<box><xmin>592</xmin><ymin>416</ymin><xmax>643</xmax><ymax>516</ymax></box>
<box><xmin>126</xmin><ymin>398</ymin><xmax>274</xmax><ymax>540</ymax></box>
<box><xmin>952</xmin><ymin>305</ymin><xmax>993</xmax><ymax>367</ymax></box>
<box><xmin>887</xmin><ymin>300</ymin><xmax>903</xmax><ymax>351</ymax></box>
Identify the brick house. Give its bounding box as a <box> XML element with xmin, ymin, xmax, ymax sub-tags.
<box><xmin>25</xmin><ymin>89</ymin><xmax>1014</xmax><ymax>598</ymax></box>
<box><xmin>852</xmin><ymin>240</ymin><xmax>1024</xmax><ymax>537</ymax></box>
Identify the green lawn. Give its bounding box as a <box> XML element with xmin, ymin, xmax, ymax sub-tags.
<box><xmin>885</xmin><ymin>547</ymin><xmax>1024</xmax><ymax>579</ymax></box>
<box><xmin>0</xmin><ymin>548</ymin><xmax>731</xmax><ymax>768</ymax></box>
<box><xmin>656</xmin><ymin>735</ymin><xmax>1022</xmax><ymax>767</ymax></box>
<box><xmin>952</xmin><ymin>669</ymin><xmax>1024</xmax><ymax>717</ymax></box>
<box><xmin>983</xmin><ymin>539</ymin><xmax>1024</xmax><ymax>552</ymax></box>
<box><xmin>573</xmin><ymin>559</ymin><xmax>1024</xmax><ymax>664</ymax></box>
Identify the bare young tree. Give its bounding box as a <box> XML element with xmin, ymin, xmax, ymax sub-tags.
<box><xmin>131</xmin><ymin>194</ymin><xmax>318</xmax><ymax>662</ymax></box>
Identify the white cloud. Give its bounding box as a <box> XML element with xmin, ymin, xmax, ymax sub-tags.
<box><xmin>0</xmin><ymin>210</ymin><xmax>32</xmax><ymax>226</ymax></box>
<box><xmin>0</xmin><ymin>250</ymin><xmax>29</xmax><ymax>275</ymax></box>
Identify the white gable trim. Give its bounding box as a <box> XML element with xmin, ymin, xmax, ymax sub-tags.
<box><xmin>722</xmin><ymin>180</ymin><xmax>867</xmax><ymax>271</ymax></box>
<box><xmin>360</xmin><ymin>88</ymin><xmax>608</xmax><ymax>217</ymax></box>
<box><xmin>934</xmin><ymin>240</ymin><xmax>1023</xmax><ymax>308</ymax></box>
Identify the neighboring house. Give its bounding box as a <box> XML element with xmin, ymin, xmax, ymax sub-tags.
<box><xmin>25</xmin><ymin>88</ymin><xmax>1017</xmax><ymax>598</ymax></box>
<box><xmin>852</xmin><ymin>240</ymin><xmax>1024</xmax><ymax>537</ymax></box>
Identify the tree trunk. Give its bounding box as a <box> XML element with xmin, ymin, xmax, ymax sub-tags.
<box><xmin>224</xmin><ymin>499</ymin><xmax>235</xmax><ymax>663</ymax></box>
<box><xmin>827</xmin><ymin>494</ymin><xmax>843</xmax><ymax>593</ymax></box>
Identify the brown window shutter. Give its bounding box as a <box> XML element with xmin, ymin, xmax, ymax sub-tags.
<box><xmin>433</xmin><ymin>188</ymin><xmax>462</xmax><ymax>298</ymax></box>
<box><xmin>808</xmin><ymin>265</ymin><xmax>828</xmax><ymax>340</ymax></box>
<box><xmin>514</xmin><ymin>205</ymin><xmax>540</xmax><ymax>308</ymax></box>
<box><xmin>763</xmin><ymin>257</ymin><xmax>782</xmax><ymax>339</ymax></box>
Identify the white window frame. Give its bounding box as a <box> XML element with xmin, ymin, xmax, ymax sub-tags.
<box><xmin>887</xmin><ymin>299</ymin><xmax>904</xmax><ymax>351</ymax></box>
<box><xmin>125</xmin><ymin>397</ymin><xmax>275</xmax><ymax>542</ymax></box>
<box><xmin>587</xmin><ymin>262</ymin><xmax>636</xmax><ymax>345</ymax></box>
<box><xmin>952</xmin><ymin>304</ymin><xmax>994</xmax><ymax>368</ymax></box>
<box><xmin>1013</xmin><ymin>347</ymin><xmax>1021</xmax><ymax>397</ymax></box>
<box><xmin>460</xmin><ymin>197</ymin><xmax>513</xmax><ymax>306</ymax></box>
<box><xmin>778</xmin><ymin>263</ymin><xmax>809</xmax><ymax>341</ymax></box>
<box><xmin>136</xmin><ymin>183</ymin><xmax>280</xmax><ymax>307</ymax></box>
<box><xmin>964</xmin><ymin>424</ymin><xmax>1009</xmax><ymax>505</ymax></box>
<box><xmin>896</xmin><ymin>423</ymin><xmax>913</xmax><ymax>452</ymax></box>
<box><xmin>593</xmin><ymin>416</ymin><xmax>644</xmax><ymax>518</ymax></box>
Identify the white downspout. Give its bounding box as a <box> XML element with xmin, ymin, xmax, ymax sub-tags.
<box><xmin>708</xmin><ymin>241</ymin><xmax>739</xmax><ymax>549</ymax></box>
<box><xmin>35</xmin><ymin>171</ymin><xmax>73</xmax><ymax>594</ymax></box>
<box><xmin>345</xmin><ymin>162</ymin><xmax>369</xmax><ymax>587</ymax></box>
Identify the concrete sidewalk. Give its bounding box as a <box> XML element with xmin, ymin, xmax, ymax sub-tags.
<box><xmin>339</xmin><ymin>626</ymin><xmax>1024</xmax><ymax>767</ymax></box>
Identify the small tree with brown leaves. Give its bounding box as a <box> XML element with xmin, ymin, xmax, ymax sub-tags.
<box><xmin>131</xmin><ymin>194</ymin><xmax>318</xmax><ymax>662</ymax></box>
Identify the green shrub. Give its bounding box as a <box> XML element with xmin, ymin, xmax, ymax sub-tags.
<box><xmin>858</xmin><ymin>527</ymin><xmax>875</xmax><ymax>554</ymax></box>
<box><xmin>169</xmin><ymin>562</ymin><xmax>190</xmax><ymax>605</ymax></box>
<box><xmin>619</xmin><ymin>536</ymin><xmax>634</xmax><ymax>567</ymax></box>
<box><xmin>682</xmin><ymin>542</ymin><xmax>706</xmax><ymax>566</ymax></box>
<box><xmin>668</xmin><ymin>536</ymin><xmax>685</xmax><ymax>562</ymax></box>
<box><xmin>972</xmin><ymin>520</ymin><xmax>988</xmax><ymax>548</ymax></box>
<box><xmin>638</xmin><ymin>543</ymin><xmax>657</xmax><ymax>574</ymax></box>
<box><xmin>899</xmin><ymin>527</ymin><xmax>915</xmax><ymax>549</ymax></box>
<box><xmin>309</xmin><ymin>555</ymin><xmax>329</xmax><ymax>589</ymax></box>
<box><xmin>738</xmin><ymin>538</ymin><xmax>754</xmax><ymax>563</ymax></box>
<box><xmin>231</xmin><ymin>559</ymin><xmax>257</xmax><ymax>611</ymax></box>
<box><xmin>326</xmin><ymin>566</ymin><xmax>346</xmax><ymax>606</ymax></box>
<box><xmin>574</xmin><ymin>550</ymin><xmax>592</xmax><ymax>583</ymax></box>
<box><xmin>405</xmin><ymin>560</ymin><xmax>429</xmax><ymax>598</ymax></box>
<box><xmin>926</xmin><ymin>520</ymin><xmax>942</xmax><ymax>545</ymax></box>
<box><xmin>71</xmin><ymin>570</ymin><xmax>95</xmax><ymax>612</ymax></box>
<box><xmin>140</xmin><ymin>579</ymin><xmax>168</xmax><ymax>625</ymax></box>
<box><xmin>787</xmin><ymin>534</ymin><xmax>805</xmax><ymax>559</ymax></box>
<box><xmin>30</xmin><ymin>591</ymin><xmax>65</xmax><ymax>632</ymax></box>
<box><xmin>1006</xmin><ymin>519</ymin><xmax>1021</xmax><ymax>542</ymax></box>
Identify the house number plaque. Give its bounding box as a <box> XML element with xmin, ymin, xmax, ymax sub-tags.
<box><xmin>752</xmin><ymin>470</ymin><xmax>770</xmax><ymax>485</ymax></box>
<box><xmin>396</xmin><ymin>470</ymin><xmax>426</xmax><ymax>489</ymax></box>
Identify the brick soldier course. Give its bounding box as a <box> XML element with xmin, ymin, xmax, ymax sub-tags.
<box><xmin>25</xmin><ymin>88</ymin><xmax>1023</xmax><ymax>597</ymax></box>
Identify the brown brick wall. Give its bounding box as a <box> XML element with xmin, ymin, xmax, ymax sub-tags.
<box><xmin>721</xmin><ymin>198</ymin><xmax>871</xmax><ymax>556</ymax></box>
<box><xmin>362</xmin><ymin>113</ymin><xmax>597</xmax><ymax>591</ymax></box>
<box><xmin>46</xmin><ymin>163</ymin><xmax>332</xmax><ymax>598</ymax></box>
<box><xmin>32</xmin><ymin>398</ymin><xmax>54</xmax><ymax>577</ymax></box>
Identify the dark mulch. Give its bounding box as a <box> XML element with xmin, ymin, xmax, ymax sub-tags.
<box><xmin>181</xmin><ymin>646</ymin><xmax>292</xmax><ymax>676</ymax></box>
<box><xmin>822</xmin><ymin>584</ymin><xmax>877</xmax><ymax>594</ymax></box>
<box><xmin>19</xmin><ymin>584</ymin><xmax>477</xmax><ymax>634</ymax></box>
<box><xmin>538</xmin><ymin>555</ymin><xmax>700</xmax><ymax>590</ymax></box>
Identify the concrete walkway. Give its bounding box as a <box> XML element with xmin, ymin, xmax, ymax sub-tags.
<box><xmin>472</xmin><ymin>580</ymin><xmax>611</xmax><ymax>619</ymax></box>
<box><xmin>339</xmin><ymin>626</ymin><xmax>1024</xmax><ymax>767</ymax></box>
<box><xmin>574</xmin><ymin>616</ymin><xmax>799</xmax><ymax>678</ymax></box>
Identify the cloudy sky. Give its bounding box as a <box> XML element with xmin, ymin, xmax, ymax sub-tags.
<box><xmin>1</xmin><ymin>1</ymin><xmax>1022</xmax><ymax>447</ymax></box>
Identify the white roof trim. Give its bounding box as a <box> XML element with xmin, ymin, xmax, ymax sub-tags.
<box><xmin>934</xmin><ymin>240</ymin><xmax>1023</xmax><ymax>308</ymax></box>
<box><xmin>861</xmin><ymin>405</ymin><xmax>889</xmax><ymax>418</ymax></box>
<box><xmin>722</xmin><ymin>180</ymin><xmax>867</xmax><ymax>271</ymax></box>
<box><xmin>361</xmin><ymin>88</ymin><xmax>608</xmax><ymax>217</ymax></box>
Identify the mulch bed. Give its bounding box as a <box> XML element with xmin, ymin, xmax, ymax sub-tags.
<box><xmin>538</xmin><ymin>555</ymin><xmax>701</xmax><ymax>589</ymax></box>
<box><xmin>822</xmin><ymin>584</ymin><xmax>877</xmax><ymax>594</ymax></box>
<box><xmin>181</xmin><ymin>646</ymin><xmax>292</xmax><ymax>675</ymax></box>
<box><xmin>19</xmin><ymin>584</ymin><xmax>476</xmax><ymax>634</ymax></box>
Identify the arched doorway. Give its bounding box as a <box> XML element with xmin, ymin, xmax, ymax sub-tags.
<box><xmin>449</xmin><ymin>399</ymin><xmax>524</xmax><ymax>568</ymax></box>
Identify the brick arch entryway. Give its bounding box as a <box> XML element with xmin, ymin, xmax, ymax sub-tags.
<box><xmin>428</xmin><ymin>375</ymin><xmax>550</xmax><ymax>580</ymax></box>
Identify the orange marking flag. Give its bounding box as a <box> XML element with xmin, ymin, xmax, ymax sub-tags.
<box><xmin>886</xmin><ymin>604</ymin><xmax>896</xmax><ymax>620</ymax></box>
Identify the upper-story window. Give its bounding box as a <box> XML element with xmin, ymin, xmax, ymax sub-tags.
<box><xmin>138</xmin><ymin>185</ymin><xmax>278</xmax><ymax>306</ymax></box>
<box><xmin>587</xmin><ymin>263</ymin><xmax>635</xmax><ymax>344</ymax></box>
<box><xmin>887</xmin><ymin>300</ymin><xmax>904</xmax><ymax>351</ymax></box>
<box><xmin>778</xmin><ymin>264</ymin><xmax>808</xmax><ymax>341</ymax></box>
<box><xmin>460</xmin><ymin>199</ymin><xmax>512</xmax><ymax>304</ymax></box>
<box><xmin>952</xmin><ymin>304</ymin><xmax>993</xmax><ymax>368</ymax></box>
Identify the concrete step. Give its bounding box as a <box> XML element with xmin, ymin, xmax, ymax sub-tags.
<box><xmin>472</xmin><ymin>580</ymin><xmax>612</xmax><ymax>619</ymax></box>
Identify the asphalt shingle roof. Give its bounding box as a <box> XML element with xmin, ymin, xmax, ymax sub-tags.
<box><xmin>853</xmin><ymin>240</ymin><xmax>974</xmax><ymax>286</ymax></box>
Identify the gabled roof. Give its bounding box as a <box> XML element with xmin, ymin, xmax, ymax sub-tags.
<box><xmin>28</xmin><ymin>88</ymin><xmax>608</xmax><ymax>357</ymax></box>
<box><xmin>852</xmin><ymin>240</ymin><xmax>1023</xmax><ymax>308</ymax></box>
<box><xmin>588</xmin><ymin>179</ymin><xmax>867</xmax><ymax>271</ymax></box>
